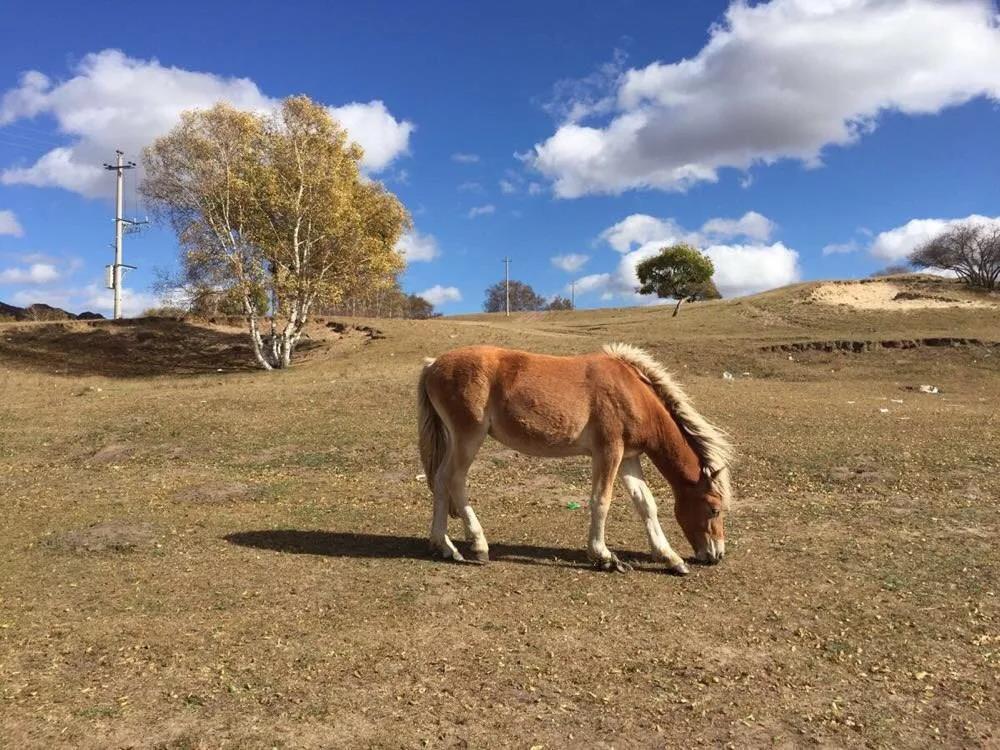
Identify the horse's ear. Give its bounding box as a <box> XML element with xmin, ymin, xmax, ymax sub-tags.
<box><xmin>705</xmin><ymin>465</ymin><xmax>726</xmax><ymax>480</ymax></box>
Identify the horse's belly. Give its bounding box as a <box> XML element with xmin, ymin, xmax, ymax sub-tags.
<box><xmin>487</xmin><ymin>400</ymin><xmax>591</xmax><ymax>458</ymax></box>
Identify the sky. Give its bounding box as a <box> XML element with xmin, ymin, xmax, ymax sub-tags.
<box><xmin>1</xmin><ymin>0</ymin><xmax>999</xmax><ymax>316</ymax></box>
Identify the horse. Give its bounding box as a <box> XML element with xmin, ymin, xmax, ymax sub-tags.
<box><xmin>417</xmin><ymin>343</ymin><xmax>733</xmax><ymax>575</ymax></box>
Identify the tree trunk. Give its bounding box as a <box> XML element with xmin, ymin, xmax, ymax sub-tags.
<box><xmin>672</xmin><ymin>297</ymin><xmax>685</xmax><ymax>317</ymax></box>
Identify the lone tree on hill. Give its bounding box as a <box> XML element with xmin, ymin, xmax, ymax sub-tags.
<box><xmin>635</xmin><ymin>243</ymin><xmax>721</xmax><ymax>316</ymax></box>
<box><xmin>142</xmin><ymin>96</ymin><xmax>409</xmax><ymax>369</ymax></box>
<box><xmin>483</xmin><ymin>279</ymin><xmax>547</xmax><ymax>313</ymax></box>
<box><xmin>908</xmin><ymin>222</ymin><xmax>1000</xmax><ymax>291</ymax></box>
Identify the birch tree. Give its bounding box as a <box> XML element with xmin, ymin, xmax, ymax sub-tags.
<box><xmin>142</xmin><ymin>97</ymin><xmax>408</xmax><ymax>369</ymax></box>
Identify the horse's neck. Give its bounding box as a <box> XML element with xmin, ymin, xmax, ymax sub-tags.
<box><xmin>645</xmin><ymin>410</ymin><xmax>703</xmax><ymax>490</ymax></box>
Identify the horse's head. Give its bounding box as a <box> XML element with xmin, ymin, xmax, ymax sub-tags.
<box><xmin>674</xmin><ymin>466</ymin><xmax>728</xmax><ymax>564</ymax></box>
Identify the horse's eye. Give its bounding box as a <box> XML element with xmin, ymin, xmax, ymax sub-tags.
<box><xmin>707</xmin><ymin>508</ymin><xmax>721</xmax><ymax>519</ymax></box>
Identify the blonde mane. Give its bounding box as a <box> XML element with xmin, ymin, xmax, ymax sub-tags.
<box><xmin>603</xmin><ymin>342</ymin><xmax>734</xmax><ymax>506</ymax></box>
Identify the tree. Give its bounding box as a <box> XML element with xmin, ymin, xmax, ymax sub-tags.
<box><xmin>635</xmin><ymin>243</ymin><xmax>721</xmax><ymax>316</ymax></box>
<box><xmin>483</xmin><ymin>280</ymin><xmax>547</xmax><ymax>313</ymax></box>
<box><xmin>142</xmin><ymin>96</ymin><xmax>409</xmax><ymax>369</ymax></box>
<box><xmin>909</xmin><ymin>223</ymin><xmax>1000</xmax><ymax>291</ymax></box>
<box><xmin>546</xmin><ymin>295</ymin><xmax>574</xmax><ymax>311</ymax></box>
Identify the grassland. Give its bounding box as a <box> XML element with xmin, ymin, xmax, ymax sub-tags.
<box><xmin>1</xmin><ymin>277</ymin><xmax>998</xmax><ymax>748</ymax></box>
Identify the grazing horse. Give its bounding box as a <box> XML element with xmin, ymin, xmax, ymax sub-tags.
<box><xmin>417</xmin><ymin>343</ymin><xmax>733</xmax><ymax>575</ymax></box>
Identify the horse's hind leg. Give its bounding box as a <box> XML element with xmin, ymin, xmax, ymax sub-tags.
<box><xmin>430</xmin><ymin>454</ymin><xmax>464</xmax><ymax>562</ymax></box>
<box><xmin>619</xmin><ymin>456</ymin><xmax>689</xmax><ymax>576</ymax></box>
<box><xmin>430</xmin><ymin>424</ymin><xmax>488</xmax><ymax>564</ymax></box>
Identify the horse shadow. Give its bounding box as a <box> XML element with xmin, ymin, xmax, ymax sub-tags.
<box><xmin>223</xmin><ymin>529</ymin><xmax>657</xmax><ymax>570</ymax></box>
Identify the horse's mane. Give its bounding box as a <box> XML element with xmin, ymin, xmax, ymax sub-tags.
<box><xmin>602</xmin><ymin>342</ymin><xmax>734</xmax><ymax>506</ymax></box>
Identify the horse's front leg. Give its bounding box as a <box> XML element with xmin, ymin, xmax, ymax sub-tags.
<box><xmin>587</xmin><ymin>444</ymin><xmax>631</xmax><ymax>573</ymax></box>
<box><xmin>619</xmin><ymin>456</ymin><xmax>689</xmax><ymax>576</ymax></box>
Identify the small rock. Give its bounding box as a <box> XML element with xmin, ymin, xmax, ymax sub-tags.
<box><xmin>918</xmin><ymin>384</ymin><xmax>940</xmax><ymax>394</ymax></box>
<box><xmin>722</xmin><ymin>371</ymin><xmax>735</xmax><ymax>381</ymax></box>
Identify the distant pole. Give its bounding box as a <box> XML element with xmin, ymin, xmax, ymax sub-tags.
<box><xmin>104</xmin><ymin>150</ymin><xmax>136</xmax><ymax>320</ymax></box>
<box><xmin>571</xmin><ymin>280</ymin><xmax>576</xmax><ymax>309</ymax></box>
<box><xmin>503</xmin><ymin>256</ymin><xmax>511</xmax><ymax>316</ymax></box>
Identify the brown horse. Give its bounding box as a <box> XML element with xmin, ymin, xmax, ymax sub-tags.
<box><xmin>417</xmin><ymin>343</ymin><xmax>733</xmax><ymax>575</ymax></box>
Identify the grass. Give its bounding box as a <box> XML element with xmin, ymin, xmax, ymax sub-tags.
<box><xmin>1</xmin><ymin>277</ymin><xmax>998</xmax><ymax>748</ymax></box>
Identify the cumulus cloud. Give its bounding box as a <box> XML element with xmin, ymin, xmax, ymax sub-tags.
<box><xmin>0</xmin><ymin>50</ymin><xmax>413</xmax><ymax>197</ymax></box>
<box><xmin>451</xmin><ymin>153</ymin><xmax>480</xmax><ymax>164</ymax></box>
<box><xmin>499</xmin><ymin>179</ymin><xmax>517</xmax><ymax>194</ymax></box>
<box><xmin>0</xmin><ymin>262</ymin><xmax>59</xmax><ymax>284</ymax></box>
<box><xmin>77</xmin><ymin>283</ymin><xmax>161</xmax><ymax>317</ymax></box>
<box><xmin>578</xmin><ymin>211</ymin><xmax>799</xmax><ymax>300</ymax></box>
<box><xmin>870</xmin><ymin>214</ymin><xmax>1000</xmax><ymax>261</ymax></box>
<box><xmin>468</xmin><ymin>204</ymin><xmax>495</xmax><ymax>218</ymax></box>
<box><xmin>530</xmin><ymin>0</ymin><xmax>1000</xmax><ymax>197</ymax></box>
<box><xmin>418</xmin><ymin>284</ymin><xmax>462</xmax><ymax>306</ymax></box>
<box><xmin>701</xmin><ymin>211</ymin><xmax>774</xmax><ymax>242</ymax></box>
<box><xmin>600</xmin><ymin>210</ymin><xmax>777</xmax><ymax>253</ymax></box>
<box><xmin>0</xmin><ymin>209</ymin><xmax>23</xmax><ymax>236</ymax></box>
<box><xmin>551</xmin><ymin>253</ymin><xmax>589</xmax><ymax>273</ymax></box>
<box><xmin>396</xmin><ymin>228</ymin><xmax>440</xmax><ymax>263</ymax></box>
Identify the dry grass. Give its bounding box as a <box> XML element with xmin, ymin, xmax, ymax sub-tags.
<box><xmin>1</xmin><ymin>277</ymin><xmax>998</xmax><ymax>748</ymax></box>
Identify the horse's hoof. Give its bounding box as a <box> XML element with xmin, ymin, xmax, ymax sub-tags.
<box><xmin>666</xmin><ymin>561</ymin><xmax>690</xmax><ymax>576</ymax></box>
<box><xmin>471</xmin><ymin>549</ymin><xmax>490</xmax><ymax>564</ymax></box>
<box><xmin>594</xmin><ymin>553</ymin><xmax>632</xmax><ymax>573</ymax></box>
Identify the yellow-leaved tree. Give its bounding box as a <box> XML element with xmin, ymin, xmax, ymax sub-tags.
<box><xmin>142</xmin><ymin>96</ymin><xmax>409</xmax><ymax>369</ymax></box>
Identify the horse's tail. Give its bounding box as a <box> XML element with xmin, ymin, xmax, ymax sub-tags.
<box><xmin>417</xmin><ymin>359</ymin><xmax>450</xmax><ymax>508</ymax></box>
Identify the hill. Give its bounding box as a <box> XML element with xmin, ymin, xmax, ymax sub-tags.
<box><xmin>0</xmin><ymin>299</ymin><xmax>105</xmax><ymax>322</ymax></box>
<box><xmin>1</xmin><ymin>275</ymin><xmax>998</xmax><ymax>748</ymax></box>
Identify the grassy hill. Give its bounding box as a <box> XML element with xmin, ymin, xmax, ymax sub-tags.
<box><xmin>1</xmin><ymin>276</ymin><xmax>998</xmax><ymax>747</ymax></box>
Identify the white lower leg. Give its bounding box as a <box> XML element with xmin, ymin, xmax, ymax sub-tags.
<box><xmin>459</xmin><ymin>504</ymin><xmax>488</xmax><ymax>555</ymax></box>
<box><xmin>620</xmin><ymin>458</ymin><xmax>685</xmax><ymax>566</ymax></box>
<box><xmin>587</xmin><ymin>495</ymin><xmax>613</xmax><ymax>563</ymax></box>
<box><xmin>430</xmin><ymin>475</ymin><xmax>463</xmax><ymax>561</ymax></box>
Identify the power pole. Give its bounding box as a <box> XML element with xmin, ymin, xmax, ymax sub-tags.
<box><xmin>571</xmin><ymin>280</ymin><xmax>576</xmax><ymax>309</ymax></box>
<box><xmin>103</xmin><ymin>150</ymin><xmax>141</xmax><ymax>319</ymax></box>
<box><xmin>503</xmin><ymin>256</ymin><xmax>511</xmax><ymax>316</ymax></box>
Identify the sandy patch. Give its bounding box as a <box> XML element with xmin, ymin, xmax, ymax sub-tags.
<box><xmin>811</xmin><ymin>281</ymin><xmax>994</xmax><ymax>310</ymax></box>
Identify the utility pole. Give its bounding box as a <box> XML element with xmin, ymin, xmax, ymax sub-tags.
<box><xmin>502</xmin><ymin>256</ymin><xmax>511</xmax><ymax>316</ymax></box>
<box><xmin>571</xmin><ymin>280</ymin><xmax>576</xmax><ymax>309</ymax></box>
<box><xmin>103</xmin><ymin>150</ymin><xmax>141</xmax><ymax>319</ymax></box>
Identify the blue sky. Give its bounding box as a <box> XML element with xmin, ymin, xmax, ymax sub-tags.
<box><xmin>1</xmin><ymin>0</ymin><xmax>999</xmax><ymax>315</ymax></box>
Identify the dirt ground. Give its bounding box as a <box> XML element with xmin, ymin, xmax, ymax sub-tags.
<box><xmin>1</xmin><ymin>278</ymin><xmax>998</xmax><ymax>748</ymax></box>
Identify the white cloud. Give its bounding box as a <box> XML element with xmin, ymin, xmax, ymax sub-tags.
<box><xmin>579</xmin><ymin>212</ymin><xmax>799</xmax><ymax>300</ymax></box>
<box><xmin>78</xmin><ymin>283</ymin><xmax>160</xmax><ymax>317</ymax></box>
<box><xmin>870</xmin><ymin>214</ymin><xmax>1000</xmax><ymax>261</ymax></box>
<box><xmin>327</xmin><ymin>100</ymin><xmax>414</xmax><ymax>173</ymax></box>
<box><xmin>822</xmin><ymin>240</ymin><xmax>861</xmax><ymax>256</ymax></box>
<box><xmin>396</xmin><ymin>228</ymin><xmax>440</xmax><ymax>263</ymax></box>
<box><xmin>0</xmin><ymin>50</ymin><xmax>413</xmax><ymax>197</ymax></box>
<box><xmin>701</xmin><ymin>211</ymin><xmax>774</xmax><ymax>242</ymax></box>
<box><xmin>451</xmin><ymin>153</ymin><xmax>480</xmax><ymax>164</ymax></box>
<box><xmin>551</xmin><ymin>253</ymin><xmax>589</xmax><ymax>273</ymax></box>
<box><xmin>418</xmin><ymin>284</ymin><xmax>462</xmax><ymax>306</ymax></box>
<box><xmin>468</xmin><ymin>204</ymin><xmax>495</xmax><ymax>218</ymax></box>
<box><xmin>0</xmin><ymin>209</ymin><xmax>24</xmax><ymax>236</ymax></box>
<box><xmin>703</xmin><ymin>242</ymin><xmax>800</xmax><ymax>299</ymax></box>
<box><xmin>600</xmin><ymin>210</ymin><xmax>777</xmax><ymax>253</ymax></box>
<box><xmin>0</xmin><ymin>262</ymin><xmax>59</xmax><ymax>284</ymax></box>
<box><xmin>457</xmin><ymin>181</ymin><xmax>483</xmax><ymax>193</ymax></box>
<box><xmin>530</xmin><ymin>0</ymin><xmax>1000</xmax><ymax>197</ymax></box>
<box><xmin>499</xmin><ymin>179</ymin><xmax>517</xmax><ymax>194</ymax></box>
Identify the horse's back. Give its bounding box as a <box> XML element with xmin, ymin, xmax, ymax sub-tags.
<box><xmin>425</xmin><ymin>346</ymin><xmax>651</xmax><ymax>456</ymax></box>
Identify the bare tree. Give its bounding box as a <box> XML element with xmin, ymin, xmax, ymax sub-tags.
<box><xmin>909</xmin><ymin>223</ymin><xmax>1000</xmax><ymax>291</ymax></box>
